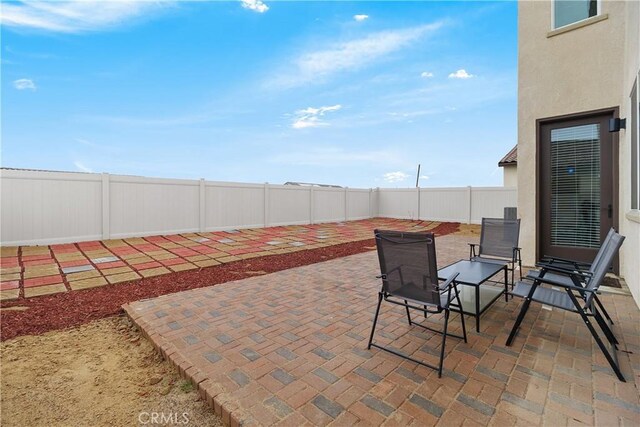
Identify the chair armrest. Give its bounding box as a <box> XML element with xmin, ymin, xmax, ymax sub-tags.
<box><xmin>526</xmin><ymin>271</ymin><xmax>596</xmax><ymax>293</ymax></box>
<box><xmin>535</xmin><ymin>263</ymin><xmax>592</xmax><ymax>278</ymax></box>
<box><xmin>439</xmin><ymin>272</ymin><xmax>460</xmax><ymax>291</ymax></box>
<box><xmin>540</xmin><ymin>255</ymin><xmax>591</xmax><ymax>269</ymax></box>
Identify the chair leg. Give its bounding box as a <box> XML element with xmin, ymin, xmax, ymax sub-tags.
<box><xmin>573</xmin><ymin>305</ymin><xmax>625</xmax><ymax>382</ymax></box>
<box><xmin>367</xmin><ymin>293</ymin><xmax>383</xmax><ymax>350</ymax></box>
<box><xmin>404</xmin><ymin>300</ymin><xmax>412</xmax><ymax>325</ymax></box>
<box><xmin>454</xmin><ymin>287</ymin><xmax>467</xmax><ymax>343</ymax></box>
<box><xmin>438</xmin><ymin>309</ymin><xmax>450</xmax><ymax>378</ymax></box>
<box><xmin>595</xmin><ymin>295</ymin><xmax>614</xmax><ymax>325</ymax></box>
<box><xmin>592</xmin><ymin>306</ymin><xmax>619</xmax><ymax>346</ymax></box>
<box><xmin>506</xmin><ymin>297</ymin><xmax>532</xmax><ymax>346</ymax></box>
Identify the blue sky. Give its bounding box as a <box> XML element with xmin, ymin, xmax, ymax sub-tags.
<box><xmin>1</xmin><ymin>0</ymin><xmax>517</xmax><ymax>188</ymax></box>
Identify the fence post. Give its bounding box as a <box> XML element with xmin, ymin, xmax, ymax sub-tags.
<box><xmin>416</xmin><ymin>187</ymin><xmax>421</xmax><ymax>220</ymax></box>
<box><xmin>264</xmin><ymin>182</ymin><xmax>270</xmax><ymax>227</ymax></box>
<box><xmin>467</xmin><ymin>186</ymin><xmax>472</xmax><ymax>224</ymax></box>
<box><xmin>199</xmin><ymin>179</ymin><xmax>206</xmax><ymax>232</ymax></box>
<box><xmin>368</xmin><ymin>188</ymin><xmax>372</xmax><ymax>219</ymax></box>
<box><xmin>344</xmin><ymin>187</ymin><xmax>349</xmax><ymax>221</ymax></box>
<box><xmin>309</xmin><ymin>186</ymin><xmax>315</xmax><ymax>225</ymax></box>
<box><xmin>101</xmin><ymin>173</ymin><xmax>110</xmax><ymax>240</ymax></box>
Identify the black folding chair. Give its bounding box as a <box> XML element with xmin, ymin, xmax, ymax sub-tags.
<box><xmin>367</xmin><ymin>229</ymin><xmax>467</xmax><ymax>377</ymax></box>
<box><xmin>469</xmin><ymin>218</ymin><xmax>522</xmax><ymax>289</ymax></box>
<box><xmin>506</xmin><ymin>231</ymin><xmax>626</xmax><ymax>381</ymax></box>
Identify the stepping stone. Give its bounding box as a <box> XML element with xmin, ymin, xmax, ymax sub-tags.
<box><xmin>91</xmin><ymin>256</ymin><xmax>119</xmax><ymax>264</ymax></box>
<box><xmin>225</xmin><ymin>229</ymin><xmax>240</xmax><ymax>233</ymax></box>
<box><xmin>290</xmin><ymin>242</ymin><xmax>305</xmax><ymax>247</ymax></box>
<box><xmin>317</xmin><ymin>236</ymin><xmax>330</xmax><ymax>239</ymax></box>
<box><xmin>194</xmin><ymin>237</ymin><xmax>210</xmax><ymax>243</ymax></box>
<box><xmin>218</xmin><ymin>239</ymin><xmax>235</xmax><ymax>244</ymax></box>
<box><xmin>266</xmin><ymin>241</ymin><xmax>282</xmax><ymax>245</ymax></box>
<box><xmin>61</xmin><ymin>265</ymin><xmax>95</xmax><ymax>274</ymax></box>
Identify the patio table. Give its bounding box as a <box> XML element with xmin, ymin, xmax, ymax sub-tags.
<box><xmin>438</xmin><ymin>259</ymin><xmax>508</xmax><ymax>332</ymax></box>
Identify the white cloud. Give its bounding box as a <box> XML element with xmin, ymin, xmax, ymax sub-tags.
<box><xmin>420</xmin><ymin>71</ymin><xmax>434</xmax><ymax>78</ymax></box>
<box><xmin>270</xmin><ymin>21</ymin><xmax>444</xmax><ymax>88</ymax></box>
<box><xmin>383</xmin><ymin>171</ymin><xmax>410</xmax><ymax>183</ymax></box>
<box><xmin>448</xmin><ymin>69</ymin><xmax>474</xmax><ymax>79</ymax></box>
<box><xmin>420</xmin><ymin>175</ymin><xmax>430</xmax><ymax>180</ymax></box>
<box><xmin>0</xmin><ymin>1</ymin><xmax>171</xmax><ymax>33</ymax></box>
<box><xmin>241</xmin><ymin>0</ymin><xmax>269</xmax><ymax>13</ymax></box>
<box><xmin>14</xmin><ymin>78</ymin><xmax>36</xmax><ymax>90</ymax></box>
<box><xmin>353</xmin><ymin>14</ymin><xmax>369</xmax><ymax>22</ymax></box>
<box><xmin>291</xmin><ymin>104</ymin><xmax>342</xmax><ymax>129</ymax></box>
<box><xmin>74</xmin><ymin>161</ymin><xmax>93</xmax><ymax>173</ymax></box>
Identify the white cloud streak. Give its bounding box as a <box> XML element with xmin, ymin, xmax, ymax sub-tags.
<box><xmin>353</xmin><ymin>14</ymin><xmax>369</xmax><ymax>21</ymax></box>
<box><xmin>13</xmin><ymin>78</ymin><xmax>36</xmax><ymax>90</ymax></box>
<box><xmin>448</xmin><ymin>69</ymin><xmax>474</xmax><ymax>79</ymax></box>
<box><xmin>74</xmin><ymin>161</ymin><xmax>93</xmax><ymax>173</ymax></box>
<box><xmin>383</xmin><ymin>171</ymin><xmax>409</xmax><ymax>183</ymax></box>
<box><xmin>420</xmin><ymin>71</ymin><xmax>434</xmax><ymax>78</ymax></box>
<box><xmin>270</xmin><ymin>22</ymin><xmax>444</xmax><ymax>88</ymax></box>
<box><xmin>0</xmin><ymin>1</ymin><xmax>172</xmax><ymax>33</ymax></box>
<box><xmin>241</xmin><ymin>0</ymin><xmax>269</xmax><ymax>13</ymax></box>
<box><xmin>291</xmin><ymin>104</ymin><xmax>342</xmax><ymax>129</ymax></box>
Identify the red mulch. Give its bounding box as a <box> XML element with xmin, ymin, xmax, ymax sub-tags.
<box><xmin>0</xmin><ymin>222</ymin><xmax>460</xmax><ymax>341</ymax></box>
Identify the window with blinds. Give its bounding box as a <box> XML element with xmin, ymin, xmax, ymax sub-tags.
<box><xmin>550</xmin><ymin>123</ymin><xmax>601</xmax><ymax>248</ymax></box>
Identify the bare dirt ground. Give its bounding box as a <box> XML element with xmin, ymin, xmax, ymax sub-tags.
<box><xmin>1</xmin><ymin>316</ymin><xmax>222</xmax><ymax>427</ymax></box>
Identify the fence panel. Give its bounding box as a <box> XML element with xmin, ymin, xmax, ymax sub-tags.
<box><xmin>313</xmin><ymin>188</ymin><xmax>345</xmax><ymax>223</ymax></box>
<box><xmin>205</xmin><ymin>182</ymin><xmax>265</xmax><ymax>230</ymax></box>
<box><xmin>470</xmin><ymin>187</ymin><xmax>517</xmax><ymax>223</ymax></box>
<box><xmin>347</xmin><ymin>189</ymin><xmax>371</xmax><ymax>220</ymax></box>
<box><xmin>268</xmin><ymin>185</ymin><xmax>311</xmax><ymax>226</ymax></box>
<box><xmin>419</xmin><ymin>187</ymin><xmax>469</xmax><ymax>222</ymax></box>
<box><xmin>0</xmin><ymin>170</ymin><xmax>102</xmax><ymax>245</ymax></box>
<box><xmin>109</xmin><ymin>175</ymin><xmax>200</xmax><ymax>238</ymax></box>
<box><xmin>377</xmin><ymin>189</ymin><xmax>418</xmax><ymax>219</ymax></box>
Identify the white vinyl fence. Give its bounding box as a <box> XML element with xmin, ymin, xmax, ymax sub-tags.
<box><xmin>0</xmin><ymin>169</ymin><xmax>516</xmax><ymax>246</ymax></box>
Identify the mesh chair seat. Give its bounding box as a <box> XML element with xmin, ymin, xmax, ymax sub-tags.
<box><xmin>386</xmin><ymin>283</ymin><xmax>457</xmax><ymax>310</ymax></box>
<box><xmin>511</xmin><ymin>281</ymin><xmax>577</xmax><ymax>312</ymax></box>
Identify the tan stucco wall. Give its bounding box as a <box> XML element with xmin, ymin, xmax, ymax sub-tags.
<box><xmin>502</xmin><ymin>165</ymin><xmax>518</xmax><ymax>187</ymax></box>
<box><xmin>618</xmin><ymin>0</ymin><xmax>640</xmax><ymax>305</ymax></box>
<box><xmin>518</xmin><ymin>0</ymin><xmax>639</xmax><ymax>305</ymax></box>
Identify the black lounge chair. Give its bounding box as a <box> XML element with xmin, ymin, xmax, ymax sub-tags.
<box><xmin>538</xmin><ymin>227</ymin><xmax>617</xmax><ymax>325</ymax></box>
<box><xmin>469</xmin><ymin>218</ymin><xmax>522</xmax><ymax>289</ymax></box>
<box><xmin>506</xmin><ymin>230</ymin><xmax>626</xmax><ymax>381</ymax></box>
<box><xmin>367</xmin><ymin>229</ymin><xmax>467</xmax><ymax>377</ymax></box>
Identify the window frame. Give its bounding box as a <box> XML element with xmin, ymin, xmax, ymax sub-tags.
<box><xmin>552</xmin><ymin>0</ymin><xmax>601</xmax><ymax>30</ymax></box>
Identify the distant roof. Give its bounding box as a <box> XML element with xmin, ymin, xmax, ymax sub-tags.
<box><xmin>283</xmin><ymin>181</ymin><xmax>343</xmax><ymax>188</ymax></box>
<box><xmin>498</xmin><ymin>146</ymin><xmax>517</xmax><ymax>167</ymax></box>
<box><xmin>0</xmin><ymin>167</ymin><xmax>91</xmax><ymax>174</ymax></box>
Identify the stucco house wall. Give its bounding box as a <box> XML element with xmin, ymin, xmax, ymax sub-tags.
<box><xmin>503</xmin><ymin>165</ymin><xmax>518</xmax><ymax>188</ymax></box>
<box><xmin>518</xmin><ymin>0</ymin><xmax>639</xmax><ymax>305</ymax></box>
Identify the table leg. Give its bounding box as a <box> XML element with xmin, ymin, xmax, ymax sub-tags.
<box><xmin>504</xmin><ymin>265</ymin><xmax>508</xmax><ymax>302</ymax></box>
<box><xmin>475</xmin><ymin>286</ymin><xmax>480</xmax><ymax>332</ymax></box>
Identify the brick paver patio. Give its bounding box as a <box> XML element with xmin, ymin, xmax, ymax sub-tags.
<box><xmin>0</xmin><ymin>218</ymin><xmax>461</xmax><ymax>301</ymax></box>
<box><xmin>125</xmin><ymin>234</ymin><xmax>640</xmax><ymax>426</ymax></box>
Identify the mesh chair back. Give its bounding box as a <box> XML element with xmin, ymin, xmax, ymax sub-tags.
<box><xmin>585</xmin><ymin>232</ymin><xmax>625</xmax><ymax>302</ymax></box>
<box><xmin>479</xmin><ymin>218</ymin><xmax>521</xmax><ymax>259</ymax></box>
<box><xmin>374</xmin><ymin>229</ymin><xmax>441</xmax><ymax>306</ymax></box>
<box><xmin>590</xmin><ymin>228</ymin><xmax>616</xmax><ymax>272</ymax></box>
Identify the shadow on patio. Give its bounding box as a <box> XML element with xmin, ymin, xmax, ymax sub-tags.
<box><xmin>125</xmin><ymin>234</ymin><xmax>640</xmax><ymax>426</ymax></box>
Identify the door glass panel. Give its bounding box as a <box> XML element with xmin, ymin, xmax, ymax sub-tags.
<box><xmin>550</xmin><ymin>123</ymin><xmax>601</xmax><ymax>248</ymax></box>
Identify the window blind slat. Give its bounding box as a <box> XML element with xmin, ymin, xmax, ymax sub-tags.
<box><xmin>550</xmin><ymin>123</ymin><xmax>600</xmax><ymax>249</ymax></box>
